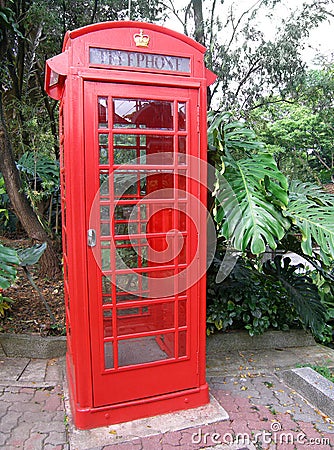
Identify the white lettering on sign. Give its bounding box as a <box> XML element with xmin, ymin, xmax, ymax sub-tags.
<box><xmin>89</xmin><ymin>48</ymin><xmax>191</xmax><ymax>73</ymax></box>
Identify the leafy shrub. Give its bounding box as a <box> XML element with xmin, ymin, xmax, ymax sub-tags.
<box><xmin>311</xmin><ymin>269</ymin><xmax>334</xmax><ymax>344</ymax></box>
<box><xmin>207</xmin><ymin>252</ymin><xmax>326</xmax><ymax>338</ymax></box>
<box><xmin>0</xmin><ymin>290</ymin><xmax>13</xmax><ymax>318</ymax></box>
<box><xmin>207</xmin><ymin>255</ymin><xmax>298</xmax><ymax>336</ymax></box>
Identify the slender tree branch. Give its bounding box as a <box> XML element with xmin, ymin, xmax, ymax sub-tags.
<box><xmin>21</xmin><ymin>266</ymin><xmax>57</xmax><ymax>323</ymax></box>
<box><xmin>226</xmin><ymin>0</ymin><xmax>262</xmax><ymax>52</ymax></box>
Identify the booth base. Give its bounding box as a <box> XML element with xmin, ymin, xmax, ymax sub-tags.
<box><xmin>73</xmin><ymin>390</ymin><xmax>209</xmax><ymax>430</ymax></box>
<box><xmin>67</xmin><ymin>374</ymin><xmax>209</xmax><ymax>430</ymax></box>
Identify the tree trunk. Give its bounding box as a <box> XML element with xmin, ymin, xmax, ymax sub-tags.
<box><xmin>192</xmin><ymin>0</ymin><xmax>205</xmax><ymax>46</ymax></box>
<box><xmin>0</xmin><ymin>91</ymin><xmax>61</xmax><ymax>277</ymax></box>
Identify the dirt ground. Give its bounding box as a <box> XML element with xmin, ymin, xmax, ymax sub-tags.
<box><xmin>0</xmin><ymin>237</ymin><xmax>65</xmax><ymax>336</ymax></box>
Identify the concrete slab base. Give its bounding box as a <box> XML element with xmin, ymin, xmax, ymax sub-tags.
<box><xmin>0</xmin><ymin>332</ymin><xmax>66</xmax><ymax>358</ymax></box>
<box><xmin>0</xmin><ymin>355</ymin><xmax>65</xmax><ymax>386</ymax></box>
<box><xmin>279</xmin><ymin>367</ymin><xmax>334</xmax><ymax>420</ymax></box>
<box><xmin>0</xmin><ymin>356</ymin><xmax>30</xmax><ymax>381</ymax></box>
<box><xmin>64</xmin><ymin>381</ymin><xmax>229</xmax><ymax>449</ymax></box>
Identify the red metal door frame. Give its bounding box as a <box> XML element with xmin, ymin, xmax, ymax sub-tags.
<box><xmin>84</xmin><ymin>82</ymin><xmax>203</xmax><ymax>407</ymax></box>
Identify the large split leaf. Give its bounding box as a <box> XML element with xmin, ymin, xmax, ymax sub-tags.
<box><xmin>215</xmin><ymin>153</ymin><xmax>290</xmax><ymax>254</ymax></box>
<box><xmin>285</xmin><ymin>181</ymin><xmax>334</xmax><ymax>265</ymax></box>
<box><xmin>17</xmin><ymin>242</ymin><xmax>47</xmax><ymax>267</ymax></box>
<box><xmin>0</xmin><ymin>244</ymin><xmax>19</xmax><ymax>289</ymax></box>
<box><xmin>263</xmin><ymin>256</ymin><xmax>326</xmax><ymax>336</ymax></box>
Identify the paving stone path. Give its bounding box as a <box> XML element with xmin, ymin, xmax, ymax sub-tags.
<box><xmin>0</xmin><ymin>383</ymin><xmax>67</xmax><ymax>449</ymax></box>
<box><xmin>1</xmin><ymin>350</ymin><xmax>334</xmax><ymax>449</ymax></box>
<box><xmin>102</xmin><ymin>373</ymin><xmax>334</xmax><ymax>449</ymax></box>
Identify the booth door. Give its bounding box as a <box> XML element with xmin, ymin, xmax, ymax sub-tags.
<box><xmin>85</xmin><ymin>82</ymin><xmax>202</xmax><ymax>407</ymax></box>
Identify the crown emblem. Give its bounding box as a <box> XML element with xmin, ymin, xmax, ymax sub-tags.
<box><xmin>134</xmin><ymin>29</ymin><xmax>150</xmax><ymax>47</ymax></box>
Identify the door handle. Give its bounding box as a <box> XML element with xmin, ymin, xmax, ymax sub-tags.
<box><xmin>87</xmin><ymin>229</ymin><xmax>96</xmax><ymax>247</ymax></box>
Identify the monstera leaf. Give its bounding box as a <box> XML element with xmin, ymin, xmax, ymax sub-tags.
<box><xmin>263</xmin><ymin>256</ymin><xmax>326</xmax><ymax>336</ymax></box>
<box><xmin>17</xmin><ymin>242</ymin><xmax>47</xmax><ymax>267</ymax></box>
<box><xmin>285</xmin><ymin>181</ymin><xmax>334</xmax><ymax>265</ymax></box>
<box><xmin>215</xmin><ymin>153</ymin><xmax>290</xmax><ymax>254</ymax></box>
<box><xmin>0</xmin><ymin>244</ymin><xmax>19</xmax><ymax>289</ymax></box>
<box><xmin>17</xmin><ymin>152</ymin><xmax>59</xmax><ymax>182</ymax></box>
<box><xmin>209</xmin><ymin>112</ymin><xmax>290</xmax><ymax>255</ymax></box>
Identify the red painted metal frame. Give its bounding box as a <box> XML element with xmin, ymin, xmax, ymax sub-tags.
<box><xmin>45</xmin><ymin>21</ymin><xmax>216</xmax><ymax>429</ymax></box>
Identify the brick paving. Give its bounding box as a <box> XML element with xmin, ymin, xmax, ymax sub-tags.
<box><xmin>101</xmin><ymin>373</ymin><xmax>334</xmax><ymax>449</ymax></box>
<box><xmin>1</xmin><ymin>351</ymin><xmax>334</xmax><ymax>449</ymax></box>
<box><xmin>0</xmin><ymin>383</ymin><xmax>68</xmax><ymax>449</ymax></box>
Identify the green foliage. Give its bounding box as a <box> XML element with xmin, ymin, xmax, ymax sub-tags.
<box><xmin>216</xmin><ymin>154</ymin><xmax>290</xmax><ymax>254</ymax></box>
<box><xmin>0</xmin><ymin>242</ymin><xmax>46</xmax><ymax>291</ymax></box>
<box><xmin>17</xmin><ymin>243</ymin><xmax>47</xmax><ymax>267</ymax></box>
<box><xmin>0</xmin><ymin>242</ymin><xmax>57</xmax><ymax>324</ymax></box>
<box><xmin>263</xmin><ymin>256</ymin><xmax>326</xmax><ymax>338</ymax></box>
<box><xmin>186</xmin><ymin>0</ymin><xmax>333</xmax><ymax>112</ymax></box>
<box><xmin>0</xmin><ymin>176</ymin><xmax>9</xmax><ymax>225</ymax></box>
<box><xmin>207</xmin><ymin>254</ymin><xmax>327</xmax><ymax>338</ymax></box>
<box><xmin>0</xmin><ymin>2</ymin><xmax>24</xmax><ymax>40</ymax></box>
<box><xmin>207</xmin><ymin>256</ymin><xmax>299</xmax><ymax>336</ymax></box>
<box><xmin>210</xmin><ymin>112</ymin><xmax>290</xmax><ymax>254</ymax></box>
<box><xmin>310</xmin><ymin>269</ymin><xmax>334</xmax><ymax>344</ymax></box>
<box><xmin>17</xmin><ymin>151</ymin><xmax>59</xmax><ymax>199</ymax></box>
<box><xmin>0</xmin><ymin>244</ymin><xmax>19</xmax><ymax>290</ymax></box>
<box><xmin>298</xmin><ymin>365</ymin><xmax>334</xmax><ymax>383</ymax></box>
<box><xmin>248</xmin><ymin>64</ymin><xmax>334</xmax><ymax>184</ymax></box>
<box><xmin>208</xmin><ymin>110</ymin><xmax>332</xmax><ymax>340</ymax></box>
<box><xmin>311</xmin><ymin>365</ymin><xmax>334</xmax><ymax>383</ymax></box>
<box><xmin>210</xmin><ymin>111</ymin><xmax>334</xmax><ymax>262</ymax></box>
<box><xmin>284</xmin><ymin>181</ymin><xmax>334</xmax><ymax>265</ymax></box>
<box><xmin>0</xmin><ymin>291</ymin><xmax>13</xmax><ymax>318</ymax></box>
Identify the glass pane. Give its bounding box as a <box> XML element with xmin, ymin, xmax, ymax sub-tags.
<box><xmin>178</xmin><ymin>204</ymin><xmax>187</xmax><ymax>232</ymax></box>
<box><xmin>101</xmin><ymin>222</ymin><xmax>110</xmax><ymax>236</ymax></box>
<box><xmin>114</xmin><ymin>171</ymin><xmax>141</xmax><ymax>198</ymax></box>
<box><xmin>116</xmin><ymin>292</ymin><xmax>142</xmax><ymax>303</ymax></box>
<box><xmin>116</xmin><ymin>239</ymin><xmax>148</xmax><ymax>269</ymax></box>
<box><xmin>100</xmin><ymin>170</ymin><xmax>109</xmax><ymax>198</ymax></box>
<box><xmin>103</xmin><ymin>309</ymin><xmax>113</xmax><ymax>337</ymax></box>
<box><xmin>113</xmin><ymin>99</ymin><xmax>174</xmax><ymax>129</ymax></box>
<box><xmin>100</xmin><ymin>205</ymin><xmax>110</xmax><ymax>236</ymax></box>
<box><xmin>116</xmin><ymin>273</ymin><xmax>139</xmax><ymax>292</ymax></box>
<box><xmin>104</xmin><ymin>342</ymin><xmax>114</xmax><ymax>369</ymax></box>
<box><xmin>114</xmin><ymin>204</ymin><xmax>147</xmax><ymax>237</ymax></box>
<box><xmin>116</xmin><ymin>273</ymin><xmax>148</xmax><ymax>301</ymax></box>
<box><xmin>102</xmin><ymin>275</ymin><xmax>111</xmax><ymax>294</ymax></box>
<box><xmin>101</xmin><ymin>240</ymin><xmax>110</xmax><ymax>271</ymax></box>
<box><xmin>113</xmin><ymin>135</ymin><xmax>173</xmax><ymax>166</ymax></box>
<box><xmin>99</xmin><ymin>134</ymin><xmax>109</xmax><ymax>164</ymax></box>
<box><xmin>113</xmin><ymin>134</ymin><xmax>142</xmax><ymax>164</ymax></box>
<box><xmin>177</xmin><ymin>171</ymin><xmax>186</xmax><ymax>198</ymax></box>
<box><xmin>98</xmin><ymin>97</ymin><xmax>108</xmax><ymax>128</ymax></box>
<box><xmin>178</xmin><ymin>136</ymin><xmax>186</xmax><ymax>165</ymax></box>
<box><xmin>118</xmin><ymin>334</ymin><xmax>174</xmax><ymax>367</ymax></box>
<box><xmin>103</xmin><ymin>295</ymin><xmax>112</xmax><ymax>305</ymax></box>
<box><xmin>178</xmin><ymin>300</ymin><xmax>186</xmax><ymax>327</ymax></box>
<box><xmin>117</xmin><ymin>302</ymin><xmax>174</xmax><ymax>336</ymax></box>
<box><xmin>146</xmin><ymin>136</ymin><xmax>173</xmax><ymax>164</ymax></box>
<box><xmin>146</xmin><ymin>172</ymin><xmax>174</xmax><ymax>197</ymax></box>
<box><xmin>178</xmin><ymin>330</ymin><xmax>187</xmax><ymax>357</ymax></box>
<box><xmin>146</xmin><ymin>206</ymin><xmax>174</xmax><ymax>235</ymax></box>
<box><xmin>178</xmin><ymin>102</ymin><xmax>186</xmax><ymax>130</ymax></box>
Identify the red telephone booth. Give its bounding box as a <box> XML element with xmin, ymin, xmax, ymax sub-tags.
<box><xmin>45</xmin><ymin>21</ymin><xmax>216</xmax><ymax>429</ymax></box>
